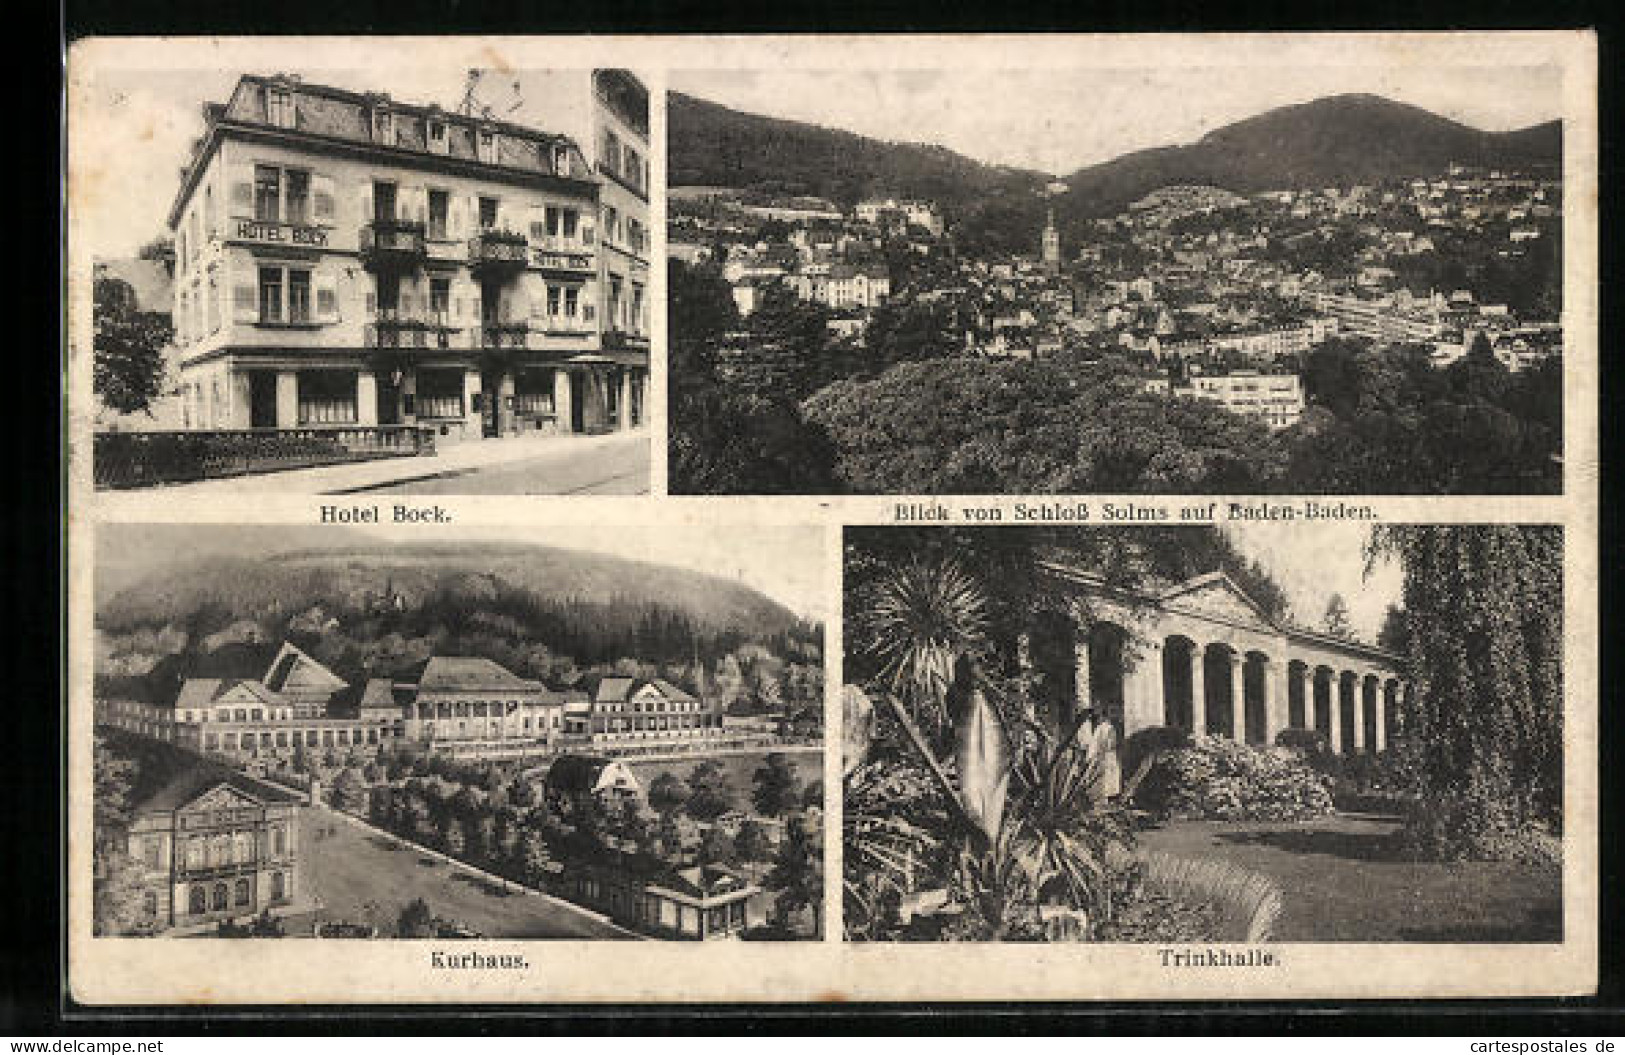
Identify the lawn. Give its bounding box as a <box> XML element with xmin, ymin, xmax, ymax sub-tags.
<box><xmin>627</xmin><ymin>748</ymin><xmax>824</xmax><ymax>805</ymax></box>
<box><xmin>294</xmin><ymin>808</ymin><xmax>632</xmax><ymax>939</ymax></box>
<box><xmin>1137</xmin><ymin>811</ymin><xmax>1562</xmax><ymax>942</ymax></box>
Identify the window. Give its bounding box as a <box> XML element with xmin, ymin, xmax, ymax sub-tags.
<box><xmin>477</xmin><ymin>129</ymin><xmax>497</xmax><ymax>164</ymax></box>
<box><xmin>189</xmin><ymin>886</ymin><xmax>207</xmax><ymax>915</ymax></box>
<box><xmin>273</xmin><ymin>827</ymin><xmax>286</xmax><ymax>855</ymax></box>
<box><xmin>267</xmin><ymin>88</ymin><xmax>294</xmax><ymax>129</ymax></box>
<box><xmin>373</xmin><ymin>181</ymin><xmax>396</xmax><ymax>223</ymax></box>
<box><xmin>142</xmin><ymin>891</ymin><xmax>158</xmax><ymax>917</ymax></box>
<box><xmin>427</xmin><ymin>119</ymin><xmax>448</xmax><ymax>155</ymax></box>
<box><xmin>552</xmin><ymin>144</ymin><xmax>569</xmax><ymax>174</ymax></box>
<box><xmin>285</xmin><ymin>170</ymin><xmax>310</xmax><ymax>224</ymax></box>
<box><xmin>563</xmin><ymin>286</ymin><xmax>579</xmax><ymax>319</ymax></box>
<box><xmin>250</xmin><ymin>708</ymin><xmax>263</xmax><ymax>721</ymax></box>
<box><xmin>253</xmin><ymin>165</ymin><xmax>281</xmax><ymax>222</ymax></box>
<box><xmin>546</xmin><ymin>285</ymin><xmax>560</xmax><ymax>318</ymax></box>
<box><xmin>287</xmin><ymin>270</ymin><xmax>311</xmax><ymax>323</ymax></box>
<box><xmin>623</xmin><ymin>147</ymin><xmax>642</xmax><ymax>189</ymax></box>
<box><xmin>234</xmin><ymin>707</ymin><xmax>249</xmax><ymax>722</ymax></box>
<box><xmin>604</xmin><ymin>205</ymin><xmax>619</xmax><ymax>245</ymax></box>
<box><xmin>372</xmin><ymin>108</ymin><xmax>394</xmax><ymax>145</ymax></box>
<box><xmin>211</xmin><ymin>883</ymin><xmax>228</xmax><ymax>911</ymax></box>
<box><xmin>271</xmin><ymin>872</ymin><xmax>285</xmax><ymax>901</ymax></box>
<box><xmin>478</xmin><ymin>196</ymin><xmax>498</xmax><ymax>230</ymax></box>
<box><xmin>234</xmin><ymin>878</ymin><xmax>251</xmax><ymax>906</ymax></box>
<box><xmin>427</xmin><ymin>189</ymin><xmax>449</xmax><ymax>239</ymax></box>
<box><xmin>143</xmin><ymin>839</ymin><xmax>161</xmax><ymax>869</ymax></box>
<box><xmin>429</xmin><ymin>277</ymin><xmax>450</xmax><ymax>321</ymax></box>
<box><xmin>375</xmin><ymin>272</ymin><xmax>400</xmax><ymax>315</ymax></box>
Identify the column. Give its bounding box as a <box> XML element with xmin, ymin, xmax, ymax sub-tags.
<box><xmin>1072</xmin><ymin>631</ymin><xmax>1091</xmax><ymax>718</ymax></box>
<box><xmin>463</xmin><ymin>369</ymin><xmax>482</xmax><ymax>436</ymax></box>
<box><xmin>230</xmin><ymin>370</ymin><xmax>253</xmax><ymax>428</ymax></box>
<box><xmin>1134</xmin><ymin>640</ymin><xmax>1164</xmax><ymax>735</ymax></box>
<box><xmin>498</xmin><ymin>371</ymin><xmax>516</xmax><ymax>435</ymax></box>
<box><xmin>1259</xmin><ymin>657</ymin><xmax>1278</xmax><ymax>745</ymax></box>
<box><xmin>274</xmin><ymin>370</ymin><xmax>299</xmax><ymax>429</ymax></box>
<box><xmin>356</xmin><ymin>371</ymin><xmax>379</xmax><ymax>427</ymax></box>
<box><xmin>1227</xmin><ymin>650</ymin><xmax>1243</xmax><ymax>741</ymax></box>
<box><xmin>620</xmin><ymin>370</ymin><xmax>634</xmax><ymax>431</ymax></box>
<box><xmin>1372</xmin><ymin>676</ymin><xmax>1388</xmax><ymax>753</ymax></box>
<box><xmin>1350</xmin><ymin>675</ymin><xmax>1366</xmax><ymax>754</ymax></box>
<box><xmin>1189</xmin><ymin>646</ymin><xmax>1206</xmax><ymax>737</ymax></box>
<box><xmin>1294</xmin><ymin>664</ymin><xmax>1313</xmax><ymax>730</ymax></box>
<box><xmin>554</xmin><ymin>369</ymin><xmax>574</xmax><ymax>434</ymax></box>
<box><xmin>1327</xmin><ymin>674</ymin><xmax>1343</xmax><ymax>755</ymax></box>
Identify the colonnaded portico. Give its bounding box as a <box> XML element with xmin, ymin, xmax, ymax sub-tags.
<box><xmin>1020</xmin><ymin>563</ymin><xmax>1409</xmax><ymax>755</ymax></box>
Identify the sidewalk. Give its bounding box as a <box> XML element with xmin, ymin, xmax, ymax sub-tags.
<box><xmin>126</xmin><ymin>428</ymin><xmax>649</xmax><ymax>496</ymax></box>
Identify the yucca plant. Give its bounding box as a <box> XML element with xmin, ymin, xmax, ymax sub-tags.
<box><xmin>861</xmin><ymin>557</ymin><xmax>990</xmax><ymax>738</ymax></box>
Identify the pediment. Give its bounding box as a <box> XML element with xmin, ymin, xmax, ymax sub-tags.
<box><xmin>1160</xmin><ymin>574</ymin><xmax>1276</xmax><ymax>631</ymax></box>
<box><xmin>183</xmin><ymin>783</ymin><xmax>264</xmax><ymax>813</ymax></box>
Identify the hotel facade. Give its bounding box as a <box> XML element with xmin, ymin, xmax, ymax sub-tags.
<box><xmin>166</xmin><ymin>72</ymin><xmax>649</xmax><ymax>442</ymax></box>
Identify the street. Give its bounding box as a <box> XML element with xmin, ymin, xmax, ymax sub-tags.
<box><xmin>346</xmin><ymin>432</ymin><xmax>651</xmax><ymax>495</ymax></box>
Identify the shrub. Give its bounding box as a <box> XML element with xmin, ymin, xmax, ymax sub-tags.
<box><xmin>1139</xmin><ymin>735</ymin><xmax>1334</xmax><ymax>822</ymax></box>
<box><xmin>1123</xmin><ymin>725</ymin><xmax>1193</xmax><ymax>782</ymax></box>
<box><xmin>1274</xmin><ymin>728</ymin><xmax>1328</xmax><ymax>756</ymax></box>
<box><xmin>1397</xmin><ymin>790</ymin><xmax>1562</xmax><ymax>867</ymax></box>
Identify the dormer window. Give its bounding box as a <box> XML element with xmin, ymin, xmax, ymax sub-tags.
<box><xmin>266</xmin><ymin>88</ymin><xmax>295</xmax><ymax>129</ymax></box>
<box><xmin>372</xmin><ymin>107</ymin><xmax>394</xmax><ymax>145</ymax></box>
<box><xmin>551</xmin><ymin>144</ymin><xmax>569</xmax><ymax>175</ymax></box>
<box><xmin>427</xmin><ymin>119</ymin><xmax>448</xmax><ymax>155</ymax></box>
<box><xmin>477</xmin><ymin>128</ymin><xmax>498</xmax><ymax>165</ymax></box>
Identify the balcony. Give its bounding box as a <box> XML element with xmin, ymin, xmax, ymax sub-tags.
<box><xmin>478</xmin><ymin>321</ymin><xmax>531</xmax><ymax>350</ymax></box>
<box><xmin>365</xmin><ymin>310</ymin><xmax>457</xmax><ymax>350</ymax></box>
<box><xmin>532</xmin><ymin>239</ymin><xmax>595</xmax><ymax>274</ymax></box>
<box><xmin>359</xmin><ymin>218</ymin><xmax>427</xmax><ymax>272</ymax></box>
<box><xmin>467</xmin><ymin>228</ymin><xmax>529</xmax><ymax>279</ymax></box>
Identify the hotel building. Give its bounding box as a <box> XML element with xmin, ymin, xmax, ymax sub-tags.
<box><xmin>166</xmin><ymin>72</ymin><xmax>648</xmax><ymax>442</ymax></box>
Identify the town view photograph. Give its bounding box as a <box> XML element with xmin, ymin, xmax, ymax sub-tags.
<box><xmin>92</xmin><ymin>523</ymin><xmax>825</xmax><ymax>941</ymax></box>
<box><xmin>842</xmin><ymin>523</ymin><xmax>1562</xmax><ymax>943</ymax></box>
<box><xmin>83</xmin><ymin>65</ymin><xmax>651</xmax><ymax>495</ymax></box>
<box><xmin>668</xmin><ymin>67</ymin><xmax>1564</xmax><ymax>495</ymax></box>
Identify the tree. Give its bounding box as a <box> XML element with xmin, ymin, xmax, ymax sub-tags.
<box><xmin>751</xmin><ymin>753</ymin><xmax>800</xmax><ymax>818</ymax></box>
<box><xmin>93</xmin><ymin>277</ymin><xmax>172</xmax><ymax>415</ymax></box>
<box><xmin>684</xmin><ymin>761</ymin><xmax>736</xmax><ymax>821</ymax></box>
<box><xmin>136</xmin><ymin>234</ymin><xmax>176</xmax><ymax>275</ymax></box>
<box><xmin>93</xmin><ymin>849</ymin><xmax>151</xmax><ymax>936</ymax></box>
<box><xmin>698</xmin><ymin>824</ymin><xmax>736</xmax><ymax>866</ymax></box>
<box><xmin>647</xmin><ymin>771</ymin><xmax>689</xmax><ymax>816</ymax></box>
<box><xmin>735</xmin><ymin>819</ymin><xmax>775</xmax><ymax>864</ymax></box>
<box><xmin>767</xmin><ymin>818</ymin><xmax>822</xmax><ymax>937</ymax></box>
<box><xmin>397</xmin><ymin>897</ymin><xmax>435</xmax><ymax>938</ymax></box>
<box><xmin>519</xmin><ymin>829</ymin><xmax>555</xmax><ymax>887</ymax></box>
<box><xmin>1369</xmin><ymin>526</ymin><xmax>1563</xmax><ymax>858</ymax></box>
<box><xmin>331</xmin><ymin>767</ymin><xmax>369</xmax><ymax>812</ymax></box>
<box><xmin>441</xmin><ymin>817</ymin><xmax>466</xmax><ymax>859</ymax></box>
<box><xmin>1322</xmin><ymin>594</ymin><xmax>1353</xmax><ymax>639</ymax></box>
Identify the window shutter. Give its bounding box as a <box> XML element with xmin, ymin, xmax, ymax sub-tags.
<box><xmin>448</xmin><ymin>196</ymin><xmax>467</xmax><ymax>240</ymax></box>
<box><xmin>359</xmin><ymin>183</ymin><xmax>374</xmax><ymax>226</ymax></box>
<box><xmin>227</xmin><ymin>161</ymin><xmax>255</xmax><ymax>219</ymax></box>
<box><xmin>315</xmin><ymin>272</ymin><xmax>339</xmax><ymax>324</ymax></box>
<box><xmin>527</xmin><ymin>275</ymin><xmax>546</xmax><ymax>322</ymax></box>
<box><xmin>312</xmin><ymin>174</ymin><xmax>337</xmax><ymax>223</ymax></box>
<box><xmin>407</xmin><ymin>186</ymin><xmax>428</xmax><ymax>224</ymax></box>
<box><xmin>233</xmin><ymin>281</ymin><xmax>259</xmax><ymax>323</ymax></box>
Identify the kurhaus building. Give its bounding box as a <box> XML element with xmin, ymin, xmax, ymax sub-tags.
<box><xmin>166</xmin><ymin>72</ymin><xmax>648</xmax><ymax>441</ymax></box>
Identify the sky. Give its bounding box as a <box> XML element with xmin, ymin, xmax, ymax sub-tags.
<box><xmin>96</xmin><ymin>522</ymin><xmax>829</xmax><ymax>622</ymax></box>
<box><xmin>674</xmin><ymin>65</ymin><xmax>1562</xmax><ymax>178</ymax></box>
<box><xmin>1221</xmin><ymin>521</ymin><xmax>1401</xmax><ymax>642</ymax></box>
<box><xmin>74</xmin><ymin>66</ymin><xmax>590</xmax><ymax>261</ymax></box>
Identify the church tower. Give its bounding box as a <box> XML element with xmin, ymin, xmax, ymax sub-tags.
<box><xmin>1041</xmin><ymin>208</ymin><xmax>1061</xmax><ymax>274</ymax></box>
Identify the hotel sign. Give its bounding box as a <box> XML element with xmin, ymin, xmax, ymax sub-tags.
<box><xmin>235</xmin><ymin>219</ymin><xmax>330</xmax><ymax>247</ymax></box>
<box><xmin>532</xmin><ymin>249</ymin><xmax>593</xmax><ymax>272</ymax></box>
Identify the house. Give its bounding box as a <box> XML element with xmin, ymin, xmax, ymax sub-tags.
<box><xmin>164</xmin><ymin>72</ymin><xmax>646</xmax><ymax>441</ymax></box>
<box><xmin>122</xmin><ymin>765</ymin><xmax>304</xmax><ymax>933</ymax></box>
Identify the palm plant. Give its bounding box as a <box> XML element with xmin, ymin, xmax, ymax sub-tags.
<box><xmin>847</xmin><ymin>554</ymin><xmax>1138</xmax><ymax>941</ymax></box>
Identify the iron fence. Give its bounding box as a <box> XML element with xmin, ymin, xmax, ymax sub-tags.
<box><xmin>94</xmin><ymin>425</ymin><xmax>437</xmax><ymax>490</ymax></box>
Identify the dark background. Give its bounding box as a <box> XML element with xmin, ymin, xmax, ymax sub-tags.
<box><xmin>36</xmin><ymin>0</ymin><xmax>1625</xmax><ymax>1034</ymax></box>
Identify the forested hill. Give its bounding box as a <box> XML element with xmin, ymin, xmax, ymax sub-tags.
<box><xmin>668</xmin><ymin>91</ymin><xmax>1047</xmax><ymax>210</ymax></box>
<box><xmin>1057</xmin><ymin>94</ymin><xmax>1561</xmax><ymax>218</ymax></box>
<box><xmin>97</xmin><ymin>539</ymin><xmax>805</xmax><ymax>646</ymax></box>
<box><xmin>669</xmin><ymin>90</ymin><xmax>1559</xmax><ymax>230</ymax></box>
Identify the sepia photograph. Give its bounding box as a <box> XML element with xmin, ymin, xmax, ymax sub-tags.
<box><xmin>668</xmin><ymin>66</ymin><xmax>1565</xmax><ymax>495</ymax></box>
<box><xmin>842</xmin><ymin>524</ymin><xmax>1562</xmax><ymax>943</ymax></box>
<box><xmin>81</xmin><ymin>63</ymin><xmax>652</xmax><ymax>495</ymax></box>
<box><xmin>91</xmin><ymin>523</ymin><xmax>825</xmax><ymax>941</ymax></box>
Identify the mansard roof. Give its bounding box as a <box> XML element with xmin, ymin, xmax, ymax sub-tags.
<box><xmin>416</xmin><ymin>655</ymin><xmax>549</xmax><ymax>694</ymax></box>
